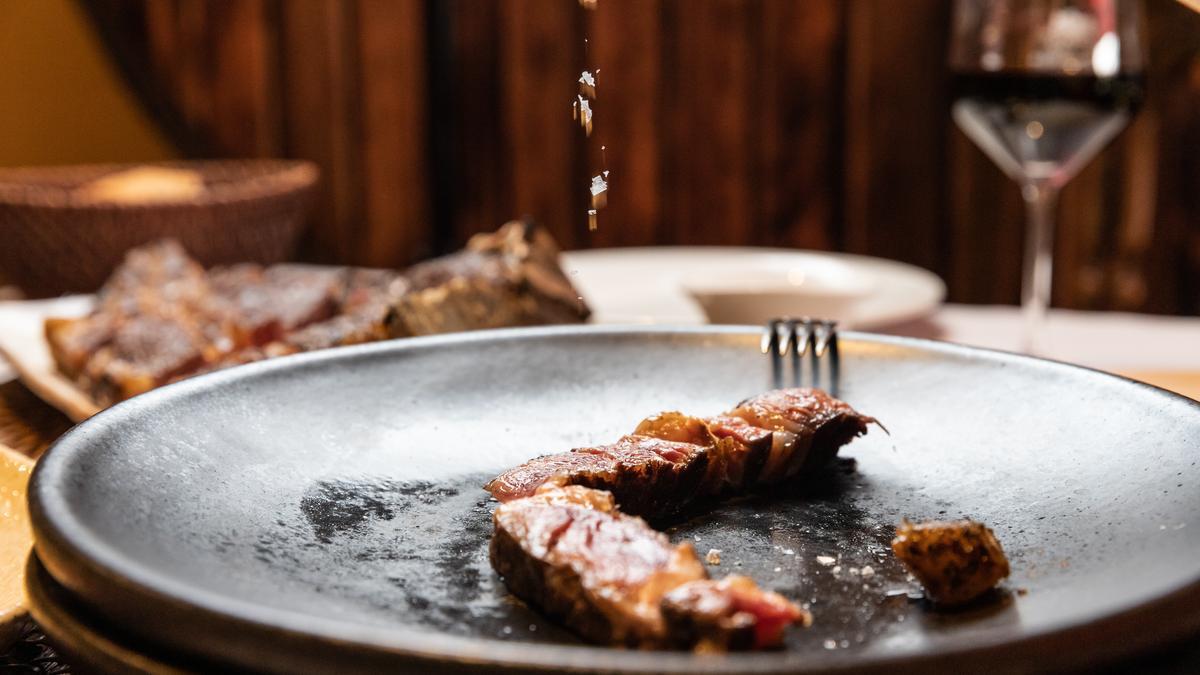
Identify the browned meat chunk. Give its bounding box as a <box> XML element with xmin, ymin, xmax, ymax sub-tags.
<box><xmin>45</xmin><ymin>314</ymin><xmax>116</xmax><ymax>379</ymax></box>
<box><xmin>891</xmin><ymin>519</ymin><xmax>1011</xmax><ymax>606</ymax></box>
<box><xmin>490</xmin><ymin>485</ymin><xmax>806</xmax><ymax>650</ymax></box>
<box><xmin>385</xmin><ymin>220</ymin><xmax>589</xmax><ymax>337</ymax></box>
<box><xmin>484</xmin><ymin>435</ymin><xmax>710</xmax><ymax>519</ymax></box>
<box><xmin>82</xmin><ymin>314</ymin><xmax>210</xmax><ymax>405</ymax></box>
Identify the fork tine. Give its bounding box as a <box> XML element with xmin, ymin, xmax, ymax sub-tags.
<box><xmin>764</xmin><ymin>316</ymin><xmax>839</xmax><ymax>393</ymax></box>
<box><xmin>762</xmin><ymin>319</ymin><xmax>784</xmax><ymax>388</ymax></box>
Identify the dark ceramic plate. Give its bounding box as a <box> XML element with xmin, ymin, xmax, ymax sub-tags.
<box><xmin>27</xmin><ymin>327</ymin><xmax>1200</xmax><ymax>673</ymax></box>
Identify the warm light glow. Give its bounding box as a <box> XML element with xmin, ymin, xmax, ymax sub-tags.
<box><xmin>1025</xmin><ymin>121</ymin><xmax>1045</xmax><ymax>140</ymax></box>
<box><xmin>1091</xmin><ymin>32</ymin><xmax>1120</xmax><ymax>77</ymax></box>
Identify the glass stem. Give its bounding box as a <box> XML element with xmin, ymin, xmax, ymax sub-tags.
<box><xmin>1020</xmin><ymin>181</ymin><xmax>1059</xmax><ymax>355</ymax></box>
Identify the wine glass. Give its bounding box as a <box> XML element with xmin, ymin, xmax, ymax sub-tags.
<box><xmin>949</xmin><ymin>0</ymin><xmax>1145</xmax><ymax>353</ymax></box>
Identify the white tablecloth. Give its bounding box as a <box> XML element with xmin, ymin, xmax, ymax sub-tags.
<box><xmin>879</xmin><ymin>305</ymin><xmax>1200</xmax><ymax>372</ymax></box>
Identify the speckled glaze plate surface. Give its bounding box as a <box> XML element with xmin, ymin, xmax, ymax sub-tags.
<box><xmin>27</xmin><ymin>326</ymin><xmax>1200</xmax><ymax>673</ymax></box>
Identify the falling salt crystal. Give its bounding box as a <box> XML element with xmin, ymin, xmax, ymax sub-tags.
<box><xmin>579</xmin><ymin>0</ymin><xmax>597</xmax><ymax>9</ymax></box>
<box><xmin>816</xmin><ymin>555</ymin><xmax>836</xmax><ymax>566</ymax></box>
<box><xmin>573</xmin><ymin>96</ymin><xmax>593</xmax><ymax>136</ymax></box>
<box><xmin>823</xmin><ymin>639</ymin><xmax>838</xmax><ymax>650</ymax></box>
<box><xmin>590</xmin><ymin>173</ymin><xmax>608</xmax><ymax>202</ymax></box>
<box><xmin>579</xmin><ymin>70</ymin><xmax>597</xmax><ymax>98</ymax></box>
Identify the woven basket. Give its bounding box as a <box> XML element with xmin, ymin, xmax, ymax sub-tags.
<box><xmin>0</xmin><ymin>160</ymin><xmax>318</xmax><ymax>297</ymax></box>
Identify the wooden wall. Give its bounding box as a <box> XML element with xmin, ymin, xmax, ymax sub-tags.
<box><xmin>84</xmin><ymin>0</ymin><xmax>1200</xmax><ymax>314</ymax></box>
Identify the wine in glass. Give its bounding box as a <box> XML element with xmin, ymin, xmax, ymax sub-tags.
<box><xmin>949</xmin><ymin>0</ymin><xmax>1145</xmax><ymax>352</ymax></box>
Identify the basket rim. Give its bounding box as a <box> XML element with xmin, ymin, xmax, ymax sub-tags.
<box><xmin>0</xmin><ymin>160</ymin><xmax>319</xmax><ymax>210</ymax></box>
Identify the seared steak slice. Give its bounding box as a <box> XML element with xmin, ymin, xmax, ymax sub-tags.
<box><xmin>484</xmin><ymin>435</ymin><xmax>709</xmax><ymax>519</ymax></box>
<box><xmin>728</xmin><ymin>388</ymin><xmax>874</xmax><ymax>484</ymax></box>
<box><xmin>703</xmin><ymin>415</ymin><xmax>774</xmax><ymax>491</ymax></box>
<box><xmin>486</xmin><ymin>389</ymin><xmax>873</xmax><ymax>519</ymax></box>
<box><xmin>634</xmin><ymin>412</ymin><xmax>775</xmax><ymax>496</ymax></box>
<box><xmin>490</xmin><ymin>486</ymin><xmax>805</xmax><ymax>650</ymax></box>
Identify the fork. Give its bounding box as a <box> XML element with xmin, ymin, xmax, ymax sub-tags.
<box><xmin>760</xmin><ymin>318</ymin><xmax>840</xmax><ymax>394</ymax></box>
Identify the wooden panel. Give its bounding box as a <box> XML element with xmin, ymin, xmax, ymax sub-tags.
<box><xmin>356</xmin><ymin>0</ymin><xmax>431</xmax><ymax>266</ymax></box>
<box><xmin>439</xmin><ymin>0</ymin><xmax>512</xmax><ymax>249</ymax></box>
<box><xmin>498</xmin><ymin>0</ymin><xmax>586</xmax><ymax>249</ymax></box>
<box><xmin>279</xmin><ymin>0</ymin><xmax>364</xmax><ymax>264</ymax></box>
<box><xmin>755</xmin><ymin>0</ymin><xmax>841</xmax><ymax>250</ymax></box>
<box><xmin>660</xmin><ymin>0</ymin><xmax>756</xmax><ymax>245</ymax></box>
<box><xmin>843</xmin><ymin>0</ymin><xmax>952</xmax><ymax>276</ymax></box>
<box><xmin>207</xmin><ymin>0</ymin><xmax>283</xmax><ymax>157</ymax></box>
<box><xmin>588</xmin><ymin>0</ymin><xmax>663</xmax><ymax>247</ymax></box>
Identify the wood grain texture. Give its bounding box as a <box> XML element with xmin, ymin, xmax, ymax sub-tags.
<box><xmin>661</xmin><ymin>0</ymin><xmax>756</xmax><ymax>246</ymax></box>
<box><xmin>77</xmin><ymin>0</ymin><xmax>1200</xmax><ymax>315</ymax></box>
<box><xmin>357</xmin><ymin>0</ymin><xmax>432</xmax><ymax>266</ymax></box>
<box><xmin>588</xmin><ymin>0</ymin><xmax>663</xmax><ymax>247</ymax></box>
<box><xmin>499</xmin><ymin>0</ymin><xmax>586</xmax><ymax>250</ymax></box>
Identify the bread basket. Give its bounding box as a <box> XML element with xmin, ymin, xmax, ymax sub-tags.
<box><xmin>0</xmin><ymin>160</ymin><xmax>318</xmax><ymax>297</ymax></box>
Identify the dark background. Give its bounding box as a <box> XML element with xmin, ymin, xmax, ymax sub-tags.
<box><xmin>84</xmin><ymin>0</ymin><xmax>1200</xmax><ymax>314</ymax></box>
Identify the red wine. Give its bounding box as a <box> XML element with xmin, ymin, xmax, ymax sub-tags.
<box><xmin>951</xmin><ymin>71</ymin><xmax>1144</xmax><ymax>186</ymax></box>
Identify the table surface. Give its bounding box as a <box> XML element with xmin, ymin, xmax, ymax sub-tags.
<box><xmin>0</xmin><ymin>302</ymin><xmax>1198</xmax><ymax>672</ymax></box>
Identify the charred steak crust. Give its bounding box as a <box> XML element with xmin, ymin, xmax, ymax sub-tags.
<box><xmin>891</xmin><ymin>519</ymin><xmax>1011</xmax><ymax>606</ymax></box>
<box><xmin>484</xmin><ymin>435</ymin><xmax>711</xmax><ymax>519</ymax></box>
<box><xmin>485</xmin><ymin>389</ymin><xmax>874</xmax><ymax>519</ymax></box>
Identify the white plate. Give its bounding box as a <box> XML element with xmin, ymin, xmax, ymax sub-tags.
<box><xmin>561</xmin><ymin>247</ymin><xmax>946</xmax><ymax>329</ymax></box>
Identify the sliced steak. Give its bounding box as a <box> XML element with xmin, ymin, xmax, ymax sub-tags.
<box><xmin>728</xmin><ymin>388</ymin><xmax>875</xmax><ymax>484</ymax></box>
<box><xmin>486</xmin><ymin>389</ymin><xmax>874</xmax><ymax>519</ymax></box>
<box><xmin>490</xmin><ymin>486</ymin><xmax>806</xmax><ymax>650</ymax></box>
<box><xmin>484</xmin><ymin>435</ymin><xmax>709</xmax><ymax>519</ymax></box>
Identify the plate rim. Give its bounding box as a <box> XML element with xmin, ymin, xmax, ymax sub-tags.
<box><xmin>28</xmin><ymin>325</ymin><xmax>1200</xmax><ymax>673</ymax></box>
<box><xmin>560</xmin><ymin>246</ymin><xmax>947</xmax><ymax>329</ymax></box>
